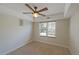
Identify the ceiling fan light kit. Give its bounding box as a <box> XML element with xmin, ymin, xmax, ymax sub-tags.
<box><xmin>23</xmin><ymin>4</ymin><xmax>48</xmax><ymax>18</ymax></box>
<box><xmin>32</xmin><ymin>13</ymin><xmax>39</xmax><ymax>17</ymax></box>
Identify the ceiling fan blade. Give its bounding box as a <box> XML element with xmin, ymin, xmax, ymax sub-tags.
<box><xmin>37</xmin><ymin>7</ymin><xmax>48</xmax><ymax>12</ymax></box>
<box><xmin>38</xmin><ymin>13</ymin><xmax>46</xmax><ymax>17</ymax></box>
<box><xmin>23</xmin><ymin>12</ymin><xmax>32</xmax><ymax>14</ymax></box>
<box><xmin>25</xmin><ymin>4</ymin><xmax>35</xmax><ymax>12</ymax></box>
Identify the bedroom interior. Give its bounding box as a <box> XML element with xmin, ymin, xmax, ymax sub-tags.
<box><xmin>0</xmin><ymin>3</ymin><xmax>79</xmax><ymax>55</ymax></box>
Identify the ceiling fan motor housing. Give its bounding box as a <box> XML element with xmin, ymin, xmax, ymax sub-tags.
<box><xmin>34</xmin><ymin>7</ymin><xmax>37</xmax><ymax>9</ymax></box>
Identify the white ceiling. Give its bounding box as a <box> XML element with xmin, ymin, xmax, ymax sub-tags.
<box><xmin>0</xmin><ymin>3</ymin><xmax>65</xmax><ymax>22</ymax></box>
<box><xmin>64</xmin><ymin>3</ymin><xmax>79</xmax><ymax>18</ymax></box>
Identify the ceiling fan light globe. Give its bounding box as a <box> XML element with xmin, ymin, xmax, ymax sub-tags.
<box><xmin>33</xmin><ymin>13</ymin><xmax>38</xmax><ymax>17</ymax></box>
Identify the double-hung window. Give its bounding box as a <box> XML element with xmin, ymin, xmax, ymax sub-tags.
<box><xmin>39</xmin><ymin>22</ymin><xmax>56</xmax><ymax>37</ymax></box>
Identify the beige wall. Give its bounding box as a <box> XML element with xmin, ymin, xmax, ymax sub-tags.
<box><xmin>33</xmin><ymin>19</ymin><xmax>69</xmax><ymax>48</ymax></box>
<box><xmin>0</xmin><ymin>14</ymin><xmax>32</xmax><ymax>54</ymax></box>
<box><xmin>70</xmin><ymin>11</ymin><xmax>79</xmax><ymax>54</ymax></box>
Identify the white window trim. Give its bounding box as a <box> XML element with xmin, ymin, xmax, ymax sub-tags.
<box><xmin>39</xmin><ymin>21</ymin><xmax>56</xmax><ymax>38</ymax></box>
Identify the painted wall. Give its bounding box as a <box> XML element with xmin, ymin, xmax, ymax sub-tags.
<box><xmin>33</xmin><ymin>19</ymin><xmax>69</xmax><ymax>48</ymax></box>
<box><xmin>70</xmin><ymin>11</ymin><xmax>79</xmax><ymax>54</ymax></box>
<box><xmin>0</xmin><ymin>14</ymin><xmax>32</xmax><ymax>54</ymax></box>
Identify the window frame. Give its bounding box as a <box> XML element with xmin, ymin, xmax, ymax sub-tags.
<box><xmin>39</xmin><ymin>22</ymin><xmax>47</xmax><ymax>37</ymax></box>
<box><xmin>39</xmin><ymin>21</ymin><xmax>56</xmax><ymax>38</ymax></box>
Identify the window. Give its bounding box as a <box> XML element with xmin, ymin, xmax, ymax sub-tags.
<box><xmin>39</xmin><ymin>22</ymin><xmax>56</xmax><ymax>37</ymax></box>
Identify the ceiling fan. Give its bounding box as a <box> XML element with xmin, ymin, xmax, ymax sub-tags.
<box><xmin>23</xmin><ymin>4</ymin><xmax>48</xmax><ymax>18</ymax></box>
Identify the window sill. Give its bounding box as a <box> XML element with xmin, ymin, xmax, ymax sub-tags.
<box><xmin>40</xmin><ymin>36</ymin><xmax>56</xmax><ymax>38</ymax></box>
<box><xmin>48</xmin><ymin>36</ymin><xmax>56</xmax><ymax>38</ymax></box>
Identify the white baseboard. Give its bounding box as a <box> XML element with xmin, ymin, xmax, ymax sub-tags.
<box><xmin>2</xmin><ymin>40</ymin><xmax>33</xmax><ymax>55</ymax></box>
<box><xmin>35</xmin><ymin>40</ymin><xmax>69</xmax><ymax>49</ymax></box>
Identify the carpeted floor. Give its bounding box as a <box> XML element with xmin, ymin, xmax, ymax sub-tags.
<box><xmin>7</xmin><ymin>41</ymin><xmax>70</xmax><ymax>55</ymax></box>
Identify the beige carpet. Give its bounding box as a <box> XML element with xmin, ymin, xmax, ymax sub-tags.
<box><xmin>7</xmin><ymin>41</ymin><xmax>70</xmax><ymax>55</ymax></box>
